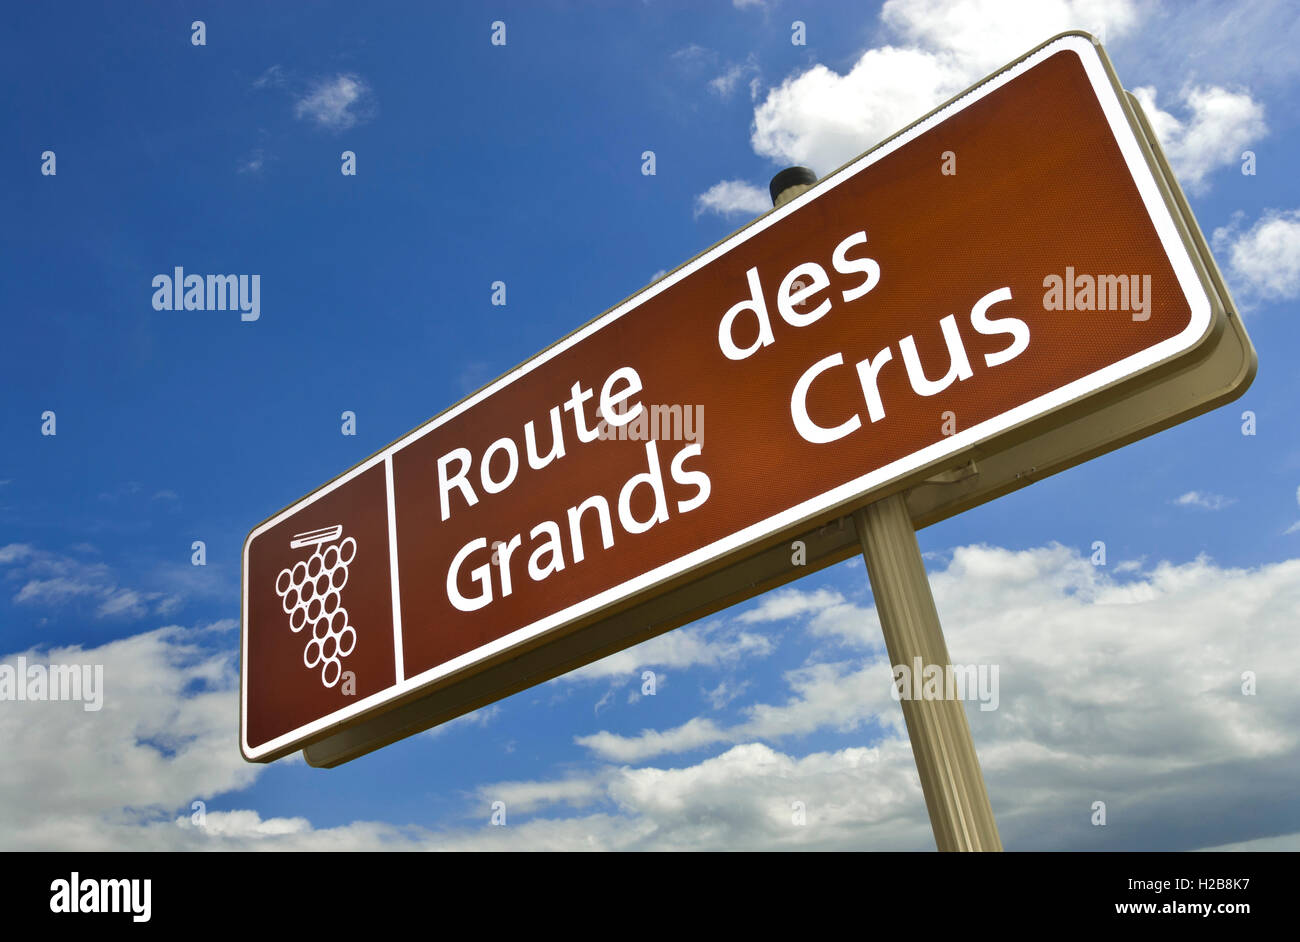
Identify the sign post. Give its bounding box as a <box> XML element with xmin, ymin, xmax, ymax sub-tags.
<box><xmin>853</xmin><ymin>497</ymin><xmax>1002</xmax><ymax>851</ymax></box>
<box><xmin>771</xmin><ymin>170</ymin><xmax>1001</xmax><ymax>851</ymax></box>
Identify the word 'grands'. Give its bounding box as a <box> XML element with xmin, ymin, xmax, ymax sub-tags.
<box><xmin>438</xmin><ymin>365</ymin><xmax>713</xmax><ymax>613</ymax></box>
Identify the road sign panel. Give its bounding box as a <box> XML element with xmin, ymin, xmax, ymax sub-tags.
<box><xmin>242</xmin><ymin>32</ymin><xmax>1254</xmax><ymax>764</ymax></box>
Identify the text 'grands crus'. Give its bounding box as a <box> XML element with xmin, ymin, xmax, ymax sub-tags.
<box><xmin>716</xmin><ymin>228</ymin><xmax>1031</xmax><ymax>444</ymax></box>
<box><xmin>437</xmin><ymin>367</ymin><xmax>711</xmax><ymax>613</ymax></box>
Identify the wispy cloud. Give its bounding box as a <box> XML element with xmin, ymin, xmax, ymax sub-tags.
<box><xmin>559</xmin><ymin>621</ymin><xmax>773</xmax><ymax>682</ymax></box>
<box><xmin>294</xmin><ymin>74</ymin><xmax>374</xmax><ymax>131</ymax></box>
<box><xmin>1285</xmin><ymin>485</ymin><xmax>1300</xmax><ymax>534</ymax></box>
<box><xmin>1173</xmin><ymin>490</ymin><xmax>1236</xmax><ymax>511</ymax></box>
<box><xmin>709</xmin><ymin>55</ymin><xmax>760</xmax><ymax>101</ymax></box>
<box><xmin>425</xmin><ymin>704</ymin><xmax>502</xmax><ymax>738</ymax></box>
<box><xmin>237</xmin><ymin>148</ymin><xmax>267</xmax><ymax>175</ymax></box>
<box><xmin>1</xmin><ymin>544</ymin><xmax>185</xmax><ymax>620</ymax></box>
<box><xmin>252</xmin><ymin>64</ymin><xmax>286</xmax><ymax>89</ymax></box>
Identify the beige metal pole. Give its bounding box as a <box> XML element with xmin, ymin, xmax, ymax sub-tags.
<box><xmin>771</xmin><ymin>167</ymin><xmax>1002</xmax><ymax>852</ymax></box>
<box><xmin>852</xmin><ymin>497</ymin><xmax>1002</xmax><ymax>851</ymax></box>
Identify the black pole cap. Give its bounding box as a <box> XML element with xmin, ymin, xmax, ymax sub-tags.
<box><xmin>769</xmin><ymin>166</ymin><xmax>818</xmax><ymax>205</ymax></box>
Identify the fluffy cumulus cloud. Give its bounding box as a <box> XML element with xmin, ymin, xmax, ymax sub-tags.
<box><xmin>698</xmin><ymin>0</ymin><xmax>1266</xmax><ymax>214</ymax></box>
<box><xmin>13</xmin><ymin>543</ymin><xmax>1295</xmax><ymax>851</ymax></box>
<box><xmin>1130</xmin><ymin>84</ymin><xmax>1265</xmax><ymax>194</ymax></box>
<box><xmin>0</xmin><ymin>626</ymin><xmax>258</xmax><ymax>850</ymax></box>
<box><xmin>693</xmin><ymin>179</ymin><xmax>772</xmax><ymax>219</ymax></box>
<box><xmin>749</xmin><ymin>44</ymin><xmax>971</xmax><ymax>176</ymax></box>
<box><xmin>1212</xmin><ymin>208</ymin><xmax>1300</xmax><ymax>304</ymax></box>
<box><xmin>466</xmin><ymin>545</ymin><xmax>1300</xmax><ymax>851</ymax></box>
<box><xmin>752</xmin><ymin>0</ymin><xmax>1148</xmax><ymax>173</ymax></box>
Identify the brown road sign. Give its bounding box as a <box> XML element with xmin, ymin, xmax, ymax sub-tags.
<box><xmin>242</xmin><ymin>32</ymin><xmax>1254</xmax><ymax>764</ymax></box>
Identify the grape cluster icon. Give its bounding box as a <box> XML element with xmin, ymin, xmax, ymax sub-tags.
<box><xmin>274</xmin><ymin>525</ymin><xmax>358</xmax><ymax>689</ymax></box>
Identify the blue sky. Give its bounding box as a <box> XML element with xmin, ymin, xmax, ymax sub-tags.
<box><xmin>2</xmin><ymin>0</ymin><xmax>1299</xmax><ymax>850</ymax></box>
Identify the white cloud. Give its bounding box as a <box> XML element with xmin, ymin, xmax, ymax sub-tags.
<box><xmin>14</xmin><ymin>577</ymin><xmax>104</xmax><ymax>606</ymax></box>
<box><xmin>1290</xmin><ymin>486</ymin><xmax>1300</xmax><ymax>533</ymax></box>
<box><xmin>575</xmin><ymin>658</ymin><xmax>901</xmax><ymax>762</ymax></box>
<box><xmin>192</xmin><ymin>810</ymin><xmax>310</xmax><ymax>839</ymax></box>
<box><xmin>9</xmin><ymin>545</ymin><xmax>1298</xmax><ymax>851</ymax></box>
<box><xmin>1131</xmin><ymin>84</ymin><xmax>1265</xmax><ymax>194</ymax></box>
<box><xmin>0</xmin><ymin>544</ymin><xmax>34</xmax><ymax>565</ymax></box>
<box><xmin>577</xmin><ymin>716</ymin><xmax>729</xmax><ymax>762</ymax></box>
<box><xmin>1212</xmin><ymin>208</ymin><xmax>1300</xmax><ymax>303</ymax></box>
<box><xmin>750</xmin><ymin>0</ymin><xmax>1142</xmax><ymax>174</ymax></box>
<box><xmin>882</xmin><ymin>0</ymin><xmax>1140</xmax><ymax>74</ymax></box>
<box><xmin>737</xmin><ymin>584</ymin><xmax>882</xmax><ymax>648</ymax></box>
<box><xmin>252</xmin><ymin>65</ymin><xmax>285</xmax><ymax>89</ymax></box>
<box><xmin>424</xmin><ymin>703</ymin><xmax>502</xmax><ymax>738</ymax></box>
<box><xmin>96</xmin><ymin>588</ymin><xmax>150</xmax><ymax>619</ymax></box>
<box><xmin>2</xmin><ymin>545</ymin><xmax>187</xmax><ymax>620</ymax></box>
<box><xmin>701</xmin><ymin>0</ymin><xmax>1262</xmax><ymax>207</ymax></box>
<box><xmin>1173</xmin><ymin>491</ymin><xmax>1236</xmax><ymax>511</ymax></box>
<box><xmin>477</xmin><ymin>775</ymin><xmax>605</xmax><ymax>815</ymax></box>
<box><xmin>750</xmin><ymin>45</ymin><xmax>971</xmax><ymax>174</ymax></box>
<box><xmin>671</xmin><ymin>44</ymin><xmax>712</xmax><ymax>65</ymax></box>
<box><xmin>738</xmin><ymin>586</ymin><xmax>844</xmax><ymax>623</ymax></box>
<box><xmin>294</xmin><ymin>74</ymin><xmax>373</xmax><ymax>131</ymax></box>
<box><xmin>703</xmin><ymin>678</ymin><xmax>750</xmax><ymax>709</ymax></box>
<box><xmin>1195</xmin><ymin>831</ymin><xmax>1300</xmax><ymax>852</ymax></box>
<box><xmin>237</xmin><ymin>150</ymin><xmax>265</xmax><ymax>175</ymax></box>
<box><xmin>711</xmin><ymin>64</ymin><xmax>743</xmax><ymax>98</ymax></box>
<box><xmin>561</xmin><ymin>621</ymin><xmax>772</xmax><ymax>682</ymax></box>
<box><xmin>0</xmin><ymin>626</ymin><xmax>258</xmax><ymax>850</ymax></box>
<box><xmin>693</xmin><ymin>180</ymin><xmax>771</xmax><ymax>219</ymax></box>
<box><xmin>536</xmin><ymin>545</ymin><xmax>1300</xmax><ymax>849</ymax></box>
<box><xmin>710</xmin><ymin>57</ymin><xmax>760</xmax><ymax>101</ymax></box>
<box><xmin>1133</xmin><ymin>0</ymin><xmax>1300</xmax><ymax>90</ymax></box>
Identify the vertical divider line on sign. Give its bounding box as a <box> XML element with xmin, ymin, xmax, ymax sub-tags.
<box><xmin>385</xmin><ymin>453</ymin><xmax>406</xmax><ymax>683</ymax></box>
